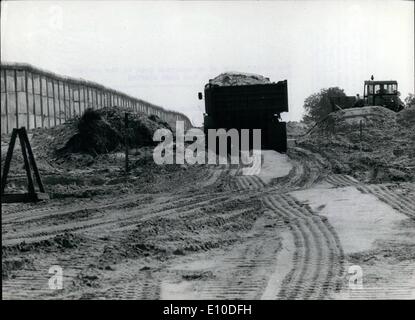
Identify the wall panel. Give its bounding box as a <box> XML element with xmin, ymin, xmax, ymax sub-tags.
<box><xmin>1</xmin><ymin>63</ymin><xmax>191</xmax><ymax>134</ymax></box>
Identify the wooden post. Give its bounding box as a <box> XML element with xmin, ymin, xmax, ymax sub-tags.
<box><xmin>18</xmin><ymin>129</ymin><xmax>35</xmax><ymax>194</ymax></box>
<box><xmin>21</xmin><ymin>127</ymin><xmax>45</xmax><ymax>192</ymax></box>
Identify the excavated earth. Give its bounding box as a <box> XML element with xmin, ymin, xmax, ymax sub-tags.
<box><xmin>1</xmin><ymin>106</ymin><xmax>414</xmax><ymax>300</ymax></box>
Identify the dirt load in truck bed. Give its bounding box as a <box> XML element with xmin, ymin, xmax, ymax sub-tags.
<box><xmin>208</xmin><ymin>72</ymin><xmax>271</xmax><ymax>86</ymax></box>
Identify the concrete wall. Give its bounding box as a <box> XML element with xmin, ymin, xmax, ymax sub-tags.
<box><xmin>0</xmin><ymin>63</ymin><xmax>192</xmax><ymax>134</ymax></box>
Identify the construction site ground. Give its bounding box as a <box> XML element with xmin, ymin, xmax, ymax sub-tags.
<box><xmin>2</xmin><ymin>106</ymin><xmax>415</xmax><ymax>300</ymax></box>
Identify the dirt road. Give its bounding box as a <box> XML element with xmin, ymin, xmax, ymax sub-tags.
<box><xmin>2</xmin><ymin>147</ymin><xmax>414</xmax><ymax>300</ymax></box>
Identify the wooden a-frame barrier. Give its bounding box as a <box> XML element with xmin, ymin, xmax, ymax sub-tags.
<box><xmin>1</xmin><ymin>127</ymin><xmax>49</xmax><ymax>203</ymax></box>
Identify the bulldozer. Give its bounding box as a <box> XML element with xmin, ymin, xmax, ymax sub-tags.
<box><xmin>330</xmin><ymin>78</ymin><xmax>405</xmax><ymax>112</ymax></box>
<box><xmin>363</xmin><ymin>80</ymin><xmax>404</xmax><ymax>111</ymax></box>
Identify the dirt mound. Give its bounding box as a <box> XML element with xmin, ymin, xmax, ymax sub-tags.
<box><xmin>397</xmin><ymin>106</ymin><xmax>415</xmax><ymax>126</ymax></box>
<box><xmin>208</xmin><ymin>72</ymin><xmax>271</xmax><ymax>87</ymax></box>
<box><xmin>60</xmin><ymin>107</ymin><xmax>171</xmax><ymax>155</ymax></box>
<box><xmin>299</xmin><ymin>106</ymin><xmax>415</xmax><ymax>183</ymax></box>
<box><xmin>317</xmin><ymin>106</ymin><xmax>396</xmax><ymax>133</ymax></box>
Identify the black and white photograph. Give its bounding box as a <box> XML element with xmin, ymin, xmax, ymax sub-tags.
<box><xmin>1</xmin><ymin>0</ymin><xmax>414</xmax><ymax>305</ymax></box>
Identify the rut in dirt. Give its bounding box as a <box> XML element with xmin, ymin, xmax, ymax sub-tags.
<box><xmin>2</xmin><ymin>190</ymin><xmax>232</xmax><ymax>246</ymax></box>
<box><xmin>263</xmin><ymin>194</ymin><xmax>344</xmax><ymax>299</ymax></box>
<box><xmin>322</xmin><ymin>174</ymin><xmax>415</xmax><ymax>221</ymax></box>
<box><xmin>357</xmin><ymin>184</ymin><xmax>415</xmax><ymax>220</ymax></box>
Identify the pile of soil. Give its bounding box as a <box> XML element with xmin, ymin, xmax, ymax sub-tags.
<box><xmin>396</xmin><ymin>106</ymin><xmax>415</xmax><ymax>126</ymax></box>
<box><xmin>298</xmin><ymin>106</ymin><xmax>415</xmax><ymax>183</ymax></box>
<box><xmin>208</xmin><ymin>72</ymin><xmax>271</xmax><ymax>87</ymax></box>
<box><xmin>316</xmin><ymin>106</ymin><xmax>397</xmax><ymax>132</ymax></box>
<box><xmin>60</xmin><ymin>107</ymin><xmax>171</xmax><ymax>155</ymax></box>
<box><xmin>1</xmin><ymin>107</ymin><xmax>172</xmax><ymax>171</ymax></box>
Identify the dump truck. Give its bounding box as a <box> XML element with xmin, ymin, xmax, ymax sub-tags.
<box><xmin>330</xmin><ymin>79</ymin><xmax>404</xmax><ymax>112</ymax></box>
<box><xmin>199</xmin><ymin>72</ymin><xmax>288</xmax><ymax>153</ymax></box>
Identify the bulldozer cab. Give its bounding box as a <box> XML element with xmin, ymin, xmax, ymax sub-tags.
<box><xmin>364</xmin><ymin>80</ymin><xmax>403</xmax><ymax>111</ymax></box>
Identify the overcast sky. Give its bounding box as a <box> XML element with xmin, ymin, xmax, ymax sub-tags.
<box><xmin>1</xmin><ymin>0</ymin><xmax>414</xmax><ymax>125</ymax></box>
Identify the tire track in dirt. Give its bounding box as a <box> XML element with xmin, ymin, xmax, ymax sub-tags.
<box><xmin>56</xmin><ymin>201</ymin><xmax>265</xmax><ymax>300</ymax></box>
<box><xmin>263</xmin><ymin>194</ymin><xmax>344</xmax><ymax>299</ymax></box>
<box><xmin>2</xmin><ymin>161</ymin><xmax>226</xmax><ymax>224</ymax></box>
<box><xmin>357</xmin><ymin>184</ymin><xmax>415</xmax><ymax>220</ymax></box>
<box><xmin>227</xmin><ymin>147</ymin><xmax>327</xmax><ymax>193</ymax></box>
<box><xmin>285</xmin><ymin>147</ymin><xmax>329</xmax><ymax>189</ymax></box>
<box><xmin>321</xmin><ymin>173</ymin><xmax>414</xmax><ymax>221</ymax></box>
<box><xmin>185</xmin><ymin>214</ymin><xmax>282</xmax><ymax>300</ymax></box>
<box><xmin>2</xmin><ymin>191</ymin><xmax>232</xmax><ymax>246</ymax></box>
<box><xmin>234</xmin><ymin>175</ymin><xmax>266</xmax><ymax>191</ymax></box>
<box><xmin>324</xmin><ymin>174</ymin><xmax>360</xmax><ymax>187</ymax></box>
<box><xmin>2</xmin><ymin>194</ymin><xmax>154</xmax><ymax>223</ymax></box>
<box><xmin>2</xmin><ymin>190</ymin><xmax>252</xmax><ymax>299</ymax></box>
<box><xmin>262</xmin><ymin>147</ymin><xmax>329</xmax><ymax>193</ymax></box>
<box><xmin>129</xmin><ymin>147</ymin><xmax>340</xmax><ymax>300</ymax></box>
<box><xmin>199</xmin><ymin>251</ymin><xmax>278</xmax><ymax>299</ymax></box>
<box><xmin>78</xmin><ymin>270</ymin><xmax>161</xmax><ymax>300</ymax></box>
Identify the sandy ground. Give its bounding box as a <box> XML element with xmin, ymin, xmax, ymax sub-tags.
<box><xmin>257</xmin><ymin>150</ymin><xmax>293</xmax><ymax>184</ymax></box>
<box><xmin>2</xmin><ymin>144</ymin><xmax>414</xmax><ymax>299</ymax></box>
<box><xmin>292</xmin><ymin>186</ymin><xmax>415</xmax><ymax>299</ymax></box>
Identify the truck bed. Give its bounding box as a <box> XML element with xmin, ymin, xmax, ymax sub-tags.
<box><xmin>204</xmin><ymin>81</ymin><xmax>288</xmax><ymax>129</ymax></box>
